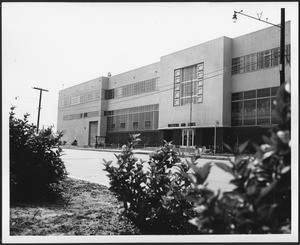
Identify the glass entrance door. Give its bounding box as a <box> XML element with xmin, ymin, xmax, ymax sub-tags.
<box><xmin>181</xmin><ymin>129</ymin><xmax>195</xmax><ymax>146</ymax></box>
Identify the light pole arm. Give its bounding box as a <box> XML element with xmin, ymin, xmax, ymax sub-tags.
<box><xmin>234</xmin><ymin>11</ymin><xmax>281</xmax><ymax>28</ymax></box>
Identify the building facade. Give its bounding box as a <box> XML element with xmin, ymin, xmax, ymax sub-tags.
<box><xmin>57</xmin><ymin>22</ymin><xmax>291</xmax><ymax>151</ymax></box>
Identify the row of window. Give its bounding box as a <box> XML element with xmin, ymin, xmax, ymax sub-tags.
<box><xmin>231</xmin><ymin>86</ymin><xmax>279</xmax><ymax>126</ymax></box>
<box><xmin>104</xmin><ymin>104</ymin><xmax>159</xmax><ymax>116</ymax></box>
<box><xmin>174</xmin><ymin>63</ymin><xmax>204</xmax><ymax>106</ymax></box>
<box><xmin>106</xmin><ymin>104</ymin><xmax>159</xmax><ymax>132</ymax></box>
<box><xmin>105</xmin><ymin>77</ymin><xmax>159</xmax><ymax>100</ymax></box>
<box><xmin>232</xmin><ymin>44</ymin><xmax>290</xmax><ymax>75</ymax></box>
<box><xmin>59</xmin><ymin>90</ymin><xmax>101</xmax><ymax>108</ymax></box>
<box><xmin>63</xmin><ymin>110</ymin><xmax>99</xmax><ymax>121</ymax></box>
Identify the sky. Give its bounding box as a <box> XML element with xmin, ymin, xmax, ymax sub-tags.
<box><xmin>2</xmin><ymin>2</ymin><xmax>298</xmax><ymax>130</ymax></box>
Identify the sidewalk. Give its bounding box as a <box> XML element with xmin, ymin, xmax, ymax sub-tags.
<box><xmin>61</xmin><ymin>145</ymin><xmax>154</xmax><ymax>155</ymax></box>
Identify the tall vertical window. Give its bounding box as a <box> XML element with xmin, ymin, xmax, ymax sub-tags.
<box><xmin>174</xmin><ymin>62</ymin><xmax>204</xmax><ymax>106</ymax></box>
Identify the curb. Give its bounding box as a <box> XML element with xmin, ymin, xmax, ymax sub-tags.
<box><xmin>62</xmin><ymin>147</ymin><xmax>233</xmax><ymax>160</ymax></box>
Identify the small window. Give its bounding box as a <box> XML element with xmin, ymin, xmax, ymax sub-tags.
<box><xmin>120</xmin><ymin>123</ymin><xmax>126</xmax><ymax>129</ymax></box>
<box><xmin>84</xmin><ymin>113</ymin><xmax>88</xmax><ymax>118</ymax></box>
<box><xmin>133</xmin><ymin>122</ymin><xmax>138</xmax><ymax>130</ymax></box>
<box><xmin>145</xmin><ymin>121</ymin><xmax>151</xmax><ymax>130</ymax></box>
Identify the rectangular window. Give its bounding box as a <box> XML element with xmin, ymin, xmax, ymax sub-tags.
<box><xmin>232</xmin><ymin>92</ymin><xmax>243</xmax><ymax>101</ymax></box>
<box><xmin>271</xmin><ymin>97</ymin><xmax>279</xmax><ymax>124</ymax></box>
<box><xmin>257</xmin><ymin>88</ymin><xmax>270</xmax><ymax>98</ymax></box>
<box><xmin>145</xmin><ymin>121</ymin><xmax>151</xmax><ymax>130</ymax></box>
<box><xmin>232</xmin><ymin>86</ymin><xmax>280</xmax><ymax>127</ymax></box>
<box><xmin>120</xmin><ymin>123</ymin><xmax>126</xmax><ymax>129</ymax></box>
<box><xmin>257</xmin><ymin>51</ymin><xmax>264</xmax><ymax>69</ymax></box>
<box><xmin>232</xmin><ymin>58</ymin><xmax>239</xmax><ymax>75</ymax></box>
<box><xmin>133</xmin><ymin>122</ymin><xmax>138</xmax><ymax>130</ymax></box>
<box><xmin>245</xmin><ymin>55</ymin><xmax>251</xmax><ymax>72</ymax></box>
<box><xmin>271</xmin><ymin>86</ymin><xmax>280</xmax><ymax>97</ymax></box>
<box><xmin>244</xmin><ymin>90</ymin><xmax>256</xmax><ymax>99</ymax></box>
<box><xmin>243</xmin><ymin>100</ymin><xmax>256</xmax><ymax>125</ymax></box>
<box><xmin>264</xmin><ymin>50</ymin><xmax>271</xmax><ymax>68</ymax></box>
<box><xmin>257</xmin><ymin>98</ymin><xmax>270</xmax><ymax>125</ymax></box>
<box><xmin>231</xmin><ymin>101</ymin><xmax>243</xmax><ymax>126</ymax></box>
<box><xmin>271</xmin><ymin>48</ymin><xmax>280</xmax><ymax>66</ymax></box>
<box><xmin>105</xmin><ymin>89</ymin><xmax>115</xmax><ymax>100</ymax></box>
<box><xmin>250</xmin><ymin>53</ymin><xmax>257</xmax><ymax>71</ymax></box>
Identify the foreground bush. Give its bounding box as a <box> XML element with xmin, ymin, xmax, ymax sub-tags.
<box><xmin>104</xmin><ymin>81</ymin><xmax>291</xmax><ymax>234</ymax></box>
<box><xmin>183</xmin><ymin>82</ymin><xmax>291</xmax><ymax>234</ymax></box>
<box><xmin>103</xmin><ymin>134</ymin><xmax>197</xmax><ymax>234</ymax></box>
<box><xmin>10</xmin><ymin>107</ymin><xmax>67</xmax><ymax>202</ymax></box>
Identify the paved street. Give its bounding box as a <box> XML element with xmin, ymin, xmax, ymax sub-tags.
<box><xmin>61</xmin><ymin>149</ymin><xmax>149</xmax><ymax>187</ymax></box>
<box><xmin>61</xmin><ymin>149</ymin><xmax>235</xmax><ymax>193</ymax></box>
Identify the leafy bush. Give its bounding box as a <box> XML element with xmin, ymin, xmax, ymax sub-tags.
<box><xmin>103</xmin><ymin>134</ymin><xmax>197</xmax><ymax>234</ymax></box>
<box><xmin>10</xmin><ymin>106</ymin><xmax>68</xmax><ymax>202</ymax></box>
<box><xmin>183</xmin><ymin>82</ymin><xmax>291</xmax><ymax>234</ymax></box>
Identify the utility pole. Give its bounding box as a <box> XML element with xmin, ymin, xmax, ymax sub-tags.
<box><xmin>214</xmin><ymin>120</ymin><xmax>219</xmax><ymax>155</ymax></box>
<box><xmin>33</xmin><ymin>87</ymin><xmax>49</xmax><ymax>132</ymax></box>
<box><xmin>280</xmin><ymin>8</ymin><xmax>285</xmax><ymax>85</ymax></box>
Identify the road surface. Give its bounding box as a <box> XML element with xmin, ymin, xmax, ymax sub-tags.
<box><xmin>61</xmin><ymin>149</ymin><xmax>235</xmax><ymax>193</ymax></box>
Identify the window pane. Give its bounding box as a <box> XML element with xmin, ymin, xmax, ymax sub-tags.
<box><xmin>231</xmin><ymin>101</ymin><xmax>243</xmax><ymax>126</ymax></box>
<box><xmin>257</xmin><ymin>52</ymin><xmax>264</xmax><ymax>69</ymax></box>
<box><xmin>232</xmin><ymin>92</ymin><xmax>243</xmax><ymax>101</ymax></box>
<box><xmin>271</xmin><ymin>48</ymin><xmax>280</xmax><ymax>66</ymax></box>
<box><xmin>243</xmin><ymin>100</ymin><xmax>256</xmax><ymax>125</ymax></box>
<box><xmin>244</xmin><ymin>90</ymin><xmax>256</xmax><ymax>99</ymax></box>
<box><xmin>257</xmin><ymin>98</ymin><xmax>270</xmax><ymax>125</ymax></box>
<box><xmin>264</xmin><ymin>50</ymin><xmax>271</xmax><ymax>68</ymax></box>
<box><xmin>245</xmin><ymin>55</ymin><xmax>251</xmax><ymax>72</ymax></box>
<box><xmin>257</xmin><ymin>88</ymin><xmax>270</xmax><ymax>98</ymax></box>
<box><xmin>271</xmin><ymin>86</ymin><xmax>280</xmax><ymax>96</ymax></box>
<box><xmin>271</xmin><ymin>97</ymin><xmax>279</xmax><ymax>124</ymax></box>
<box><xmin>250</xmin><ymin>53</ymin><xmax>257</xmax><ymax>71</ymax></box>
<box><xmin>239</xmin><ymin>57</ymin><xmax>245</xmax><ymax>73</ymax></box>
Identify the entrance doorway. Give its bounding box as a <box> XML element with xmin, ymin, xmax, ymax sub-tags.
<box><xmin>88</xmin><ymin>121</ymin><xmax>98</xmax><ymax>146</ymax></box>
<box><xmin>181</xmin><ymin>129</ymin><xmax>195</xmax><ymax>146</ymax></box>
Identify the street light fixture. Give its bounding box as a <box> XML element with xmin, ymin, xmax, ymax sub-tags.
<box><xmin>233</xmin><ymin>9</ymin><xmax>285</xmax><ymax>85</ymax></box>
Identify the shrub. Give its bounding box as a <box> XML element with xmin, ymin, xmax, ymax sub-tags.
<box><xmin>10</xmin><ymin>106</ymin><xmax>68</xmax><ymax>202</ymax></box>
<box><xmin>103</xmin><ymin>134</ymin><xmax>197</xmax><ymax>234</ymax></box>
<box><xmin>183</xmin><ymin>82</ymin><xmax>291</xmax><ymax>234</ymax></box>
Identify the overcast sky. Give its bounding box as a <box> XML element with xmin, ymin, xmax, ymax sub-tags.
<box><xmin>2</xmin><ymin>2</ymin><xmax>298</xmax><ymax>130</ymax></box>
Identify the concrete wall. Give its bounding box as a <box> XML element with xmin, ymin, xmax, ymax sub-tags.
<box><xmin>57</xmin><ymin>78</ymin><xmax>103</xmax><ymax>146</ymax></box>
<box><xmin>222</xmin><ymin>37</ymin><xmax>233</xmax><ymax>127</ymax></box>
<box><xmin>158</xmin><ymin>37</ymin><xmax>228</xmax><ymax>129</ymax></box>
<box><xmin>107</xmin><ymin>62</ymin><xmax>161</xmax><ymax>112</ymax></box>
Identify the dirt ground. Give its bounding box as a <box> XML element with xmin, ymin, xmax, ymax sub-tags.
<box><xmin>10</xmin><ymin>177</ymin><xmax>141</xmax><ymax>235</ymax></box>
